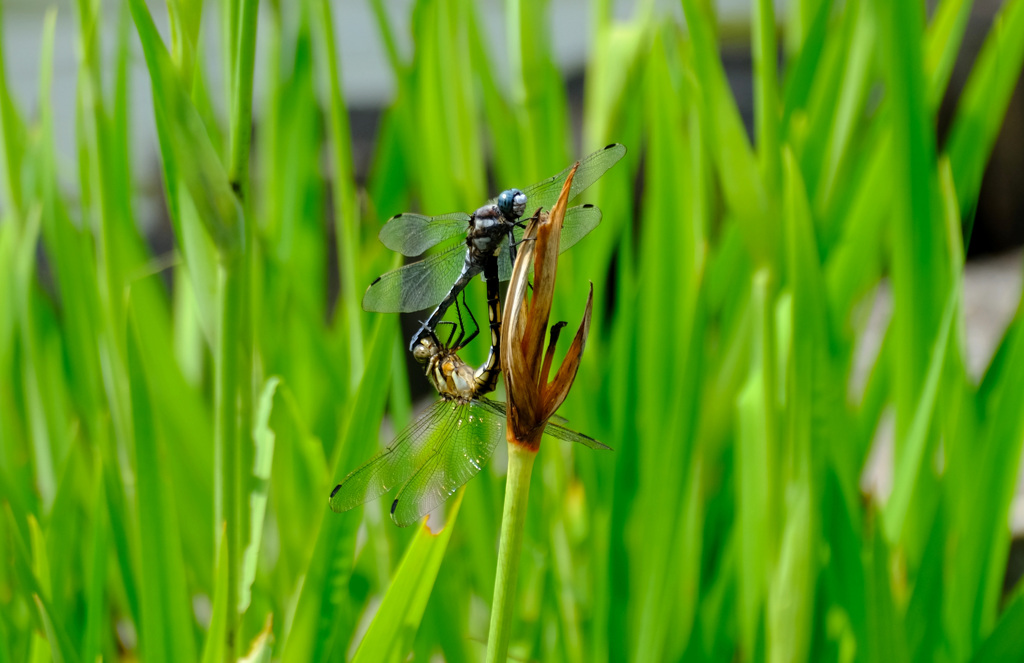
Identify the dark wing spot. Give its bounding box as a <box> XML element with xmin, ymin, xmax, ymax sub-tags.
<box><xmin>390</xmin><ymin>498</ymin><xmax>399</xmax><ymax>515</ymax></box>
<box><xmin>394</xmin><ymin>213</ymin><xmax>404</xmax><ymax>218</ymax></box>
<box><xmin>582</xmin><ymin>203</ymin><xmax>594</xmax><ymax>209</ymax></box>
<box><xmin>330</xmin><ymin>484</ymin><xmax>342</xmax><ymax>498</ymax></box>
<box><xmin>370</xmin><ymin>276</ymin><xmax>382</xmax><ymax>286</ymax></box>
<box><xmin>604</xmin><ymin>143</ymin><xmax>616</xmax><ymax>150</ymax></box>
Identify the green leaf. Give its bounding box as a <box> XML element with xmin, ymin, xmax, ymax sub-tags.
<box><xmin>735</xmin><ymin>270</ymin><xmax>776</xmax><ymax>655</ymax></box>
<box><xmin>751</xmin><ymin>0</ymin><xmax>781</xmax><ymax>191</ymax></box>
<box><xmin>200</xmin><ymin>525</ymin><xmax>229</xmax><ymax>663</ymax></box>
<box><xmin>680</xmin><ymin>0</ymin><xmax>771</xmax><ymax>261</ymax></box>
<box><xmin>352</xmin><ymin>490</ymin><xmax>465</xmax><ymax>662</ymax></box>
<box><xmin>128</xmin><ymin>0</ymin><xmax>243</xmax><ymax>255</ymax></box>
<box><xmin>32</xmin><ymin>595</ymin><xmax>64</xmax><ymax>663</ymax></box>
<box><xmin>945</xmin><ymin>0</ymin><xmax>1024</xmax><ymax>222</ymax></box>
<box><xmin>279</xmin><ymin>314</ymin><xmax>396</xmax><ymax>661</ymax></box>
<box><xmin>127</xmin><ymin>305</ymin><xmax>197</xmax><ymax>663</ymax></box>
<box><xmin>240</xmin><ymin>377</ymin><xmax>280</xmax><ymax>611</ymax></box>
<box><xmin>241</xmin><ymin>616</ymin><xmax>275</xmax><ymax>663</ymax></box>
<box><xmin>311</xmin><ymin>0</ymin><xmax>365</xmax><ymax>377</ymax></box>
<box><xmin>0</xmin><ymin>0</ymin><xmax>25</xmax><ymax>219</ymax></box>
<box><xmin>970</xmin><ymin>587</ymin><xmax>1024</xmax><ymax>662</ymax></box>
<box><xmin>882</xmin><ymin>288</ymin><xmax>956</xmax><ymax>540</ymax></box>
<box><xmin>924</xmin><ymin>0</ymin><xmax>974</xmax><ymax>109</ymax></box>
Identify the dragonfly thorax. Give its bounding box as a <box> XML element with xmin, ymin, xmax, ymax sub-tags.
<box><xmin>468</xmin><ymin>204</ymin><xmax>510</xmax><ymax>254</ymax></box>
<box><xmin>430</xmin><ymin>352</ymin><xmax>477</xmax><ymax>402</ymax></box>
<box><xmin>412</xmin><ymin>335</ymin><xmax>478</xmax><ymax>402</ymax></box>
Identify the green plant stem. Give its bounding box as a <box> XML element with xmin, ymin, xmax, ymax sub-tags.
<box><xmin>486</xmin><ymin>442</ymin><xmax>538</xmax><ymax>663</ymax></box>
<box><xmin>215</xmin><ymin>259</ymin><xmax>242</xmax><ymax>660</ymax></box>
<box><xmin>221</xmin><ymin>2</ymin><xmax>257</xmax><ymax>657</ymax></box>
<box><xmin>314</xmin><ymin>0</ymin><xmax>364</xmax><ymax>381</ymax></box>
<box><xmin>228</xmin><ymin>0</ymin><xmax>259</xmax><ymax>193</ymax></box>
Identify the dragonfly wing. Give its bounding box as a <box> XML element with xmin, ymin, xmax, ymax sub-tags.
<box><xmin>378</xmin><ymin>212</ymin><xmax>470</xmax><ymax>256</ymax></box>
<box><xmin>329</xmin><ymin>400</ymin><xmax>463</xmax><ymax>513</ymax></box>
<box><xmin>542</xmin><ymin>419</ymin><xmax>611</xmax><ymax>450</ymax></box>
<box><xmin>513</xmin><ymin>143</ymin><xmax>626</xmax><ymax>213</ymax></box>
<box><xmin>558</xmin><ymin>204</ymin><xmax>603</xmax><ymax>252</ymax></box>
<box><xmin>475</xmin><ymin>398</ymin><xmax>601</xmax><ymax>447</ymax></box>
<box><xmin>469</xmin><ymin>398</ymin><xmax>573</xmax><ymax>429</ymax></box>
<box><xmin>362</xmin><ymin>243</ymin><xmax>467</xmax><ymax>312</ymax></box>
<box><xmin>390</xmin><ymin>400</ymin><xmax>505</xmax><ymax>526</ymax></box>
<box><xmin>495</xmin><ymin>204</ymin><xmax>602</xmax><ymax>282</ymax></box>
<box><xmin>472</xmin><ymin>398</ymin><xmax>506</xmax><ymax>419</ymax></box>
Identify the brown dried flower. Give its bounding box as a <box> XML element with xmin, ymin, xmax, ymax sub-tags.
<box><xmin>501</xmin><ymin>163</ymin><xmax>594</xmax><ymax>451</ymax></box>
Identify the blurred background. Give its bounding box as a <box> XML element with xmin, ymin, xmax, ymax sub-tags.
<box><xmin>3</xmin><ymin>0</ymin><xmax>1022</xmax><ymax>252</ymax></box>
<box><xmin>2</xmin><ymin>0</ymin><xmax>1024</xmax><ymax>661</ymax></box>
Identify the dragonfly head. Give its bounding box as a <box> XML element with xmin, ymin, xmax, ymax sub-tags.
<box><xmin>497</xmin><ymin>188</ymin><xmax>527</xmax><ymax>220</ymax></box>
<box><xmin>412</xmin><ymin>335</ymin><xmax>441</xmax><ymax>364</ymax></box>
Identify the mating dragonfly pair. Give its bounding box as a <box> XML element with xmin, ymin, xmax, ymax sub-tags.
<box><xmin>330</xmin><ymin>144</ymin><xmax>625</xmax><ymax>526</ymax></box>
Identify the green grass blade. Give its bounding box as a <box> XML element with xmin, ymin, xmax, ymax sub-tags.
<box><xmin>311</xmin><ymin>0</ymin><xmax>365</xmax><ymax>378</ymax></box>
<box><xmin>2</xmin><ymin>512</ymin><xmax>80</xmax><ymax>663</ymax></box>
<box><xmin>128</xmin><ymin>0</ymin><xmax>243</xmax><ymax>254</ymax></box>
<box><xmin>240</xmin><ymin>377</ymin><xmax>279</xmax><ymax>611</ymax></box>
<box><xmin>200</xmin><ymin>525</ymin><xmax>229</xmax><ymax>663</ymax></box>
<box><xmin>680</xmin><ymin>0</ymin><xmax>772</xmax><ymax>261</ymax></box>
<box><xmin>924</xmin><ymin>0</ymin><xmax>974</xmax><ymax>109</ymax></box>
<box><xmin>811</xmin><ymin>0</ymin><xmax>874</xmax><ymax>218</ymax></box>
<box><xmin>769</xmin><ymin>150</ymin><xmax>824</xmax><ymax>663</ymax></box>
<box><xmin>241</xmin><ymin>618</ymin><xmax>274</xmax><ymax>662</ymax></box>
<box><xmin>351</xmin><ymin>490</ymin><xmax>465</xmax><ymax>662</ymax></box>
<box><xmin>882</xmin><ymin>288</ymin><xmax>956</xmax><ymax>540</ymax></box>
<box><xmin>945</xmin><ymin>0</ymin><xmax>1024</xmax><ymax>224</ymax></box>
<box><xmin>751</xmin><ymin>0</ymin><xmax>781</xmax><ymax>191</ymax></box>
<box><xmin>877</xmin><ymin>0</ymin><xmax>948</xmax><ymax>479</ymax></box>
<box><xmin>0</xmin><ymin>0</ymin><xmax>25</xmax><ymax>219</ymax></box>
<box><xmin>735</xmin><ymin>269</ymin><xmax>776</xmax><ymax>655</ymax></box>
<box><xmin>127</xmin><ymin>306</ymin><xmax>197</xmax><ymax>663</ymax></box>
<box><xmin>970</xmin><ymin>587</ymin><xmax>1024</xmax><ymax>662</ymax></box>
<box><xmin>946</xmin><ymin>269</ymin><xmax>1024</xmax><ymax>656</ymax></box>
<box><xmin>279</xmin><ymin>314</ymin><xmax>396</xmax><ymax>661</ymax></box>
<box><xmin>82</xmin><ymin>460</ymin><xmax>109</xmax><ymax>662</ymax></box>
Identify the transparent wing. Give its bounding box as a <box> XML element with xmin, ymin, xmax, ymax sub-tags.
<box><xmin>502</xmin><ymin>143</ymin><xmax>626</xmax><ymax>214</ymax></box>
<box><xmin>472</xmin><ymin>400</ymin><xmax>597</xmax><ymax>444</ymax></box>
<box><xmin>390</xmin><ymin>400</ymin><xmax>505</xmax><ymax>526</ymax></box>
<box><xmin>378</xmin><ymin>212</ymin><xmax>471</xmax><ymax>256</ymax></box>
<box><xmin>329</xmin><ymin>400</ymin><xmax>468</xmax><ymax>513</ymax></box>
<box><xmin>362</xmin><ymin>243</ymin><xmax>467</xmax><ymax>313</ymax></box>
<box><xmin>541</xmin><ymin>420</ymin><xmax>611</xmax><ymax>450</ymax></box>
<box><xmin>495</xmin><ymin>204</ymin><xmax>603</xmax><ymax>282</ymax></box>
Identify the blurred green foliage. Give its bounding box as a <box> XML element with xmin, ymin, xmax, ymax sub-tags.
<box><xmin>2</xmin><ymin>0</ymin><xmax>1024</xmax><ymax>660</ymax></box>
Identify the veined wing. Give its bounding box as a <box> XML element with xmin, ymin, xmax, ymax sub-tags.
<box><xmin>495</xmin><ymin>204</ymin><xmax>603</xmax><ymax>282</ymax></box>
<box><xmin>378</xmin><ymin>212</ymin><xmax>471</xmax><ymax>256</ymax></box>
<box><xmin>474</xmin><ymin>399</ymin><xmax>610</xmax><ymax>450</ymax></box>
<box><xmin>503</xmin><ymin>143</ymin><xmax>626</xmax><ymax>213</ymax></box>
<box><xmin>540</xmin><ymin>419</ymin><xmax>611</xmax><ymax>450</ymax></box>
<box><xmin>390</xmin><ymin>400</ymin><xmax>505</xmax><ymax>526</ymax></box>
<box><xmin>363</xmin><ymin>243</ymin><xmax>467</xmax><ymax>313</ymax></box>
<box><xmin>330</xmin><ymin>399</ymin><xmax>474</xmax><ymax>513</ymax></box>
<box><xmin>474</xmin><ymin>399</ymin><xmax>572</xmax><ymax>426</ymax></box>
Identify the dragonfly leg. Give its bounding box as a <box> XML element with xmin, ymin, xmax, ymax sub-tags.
<box><xmin>457</xmin><ymin>289</ymin><xmax>479</xmax><ymax>350</ymax></box>
<box><xmin>409</xmin><ymin>258</ymin><xmax>481</xmax><ymax>351</ymax></box>
<box><xmin>451</xmin><ymin>295</ymin><xmax>467</xmax><ymax>349</ymax></box>
<box><xmin>435</xmin><ymin>320</ymin><xmax>458</xmax><ymax>349</ymax></box>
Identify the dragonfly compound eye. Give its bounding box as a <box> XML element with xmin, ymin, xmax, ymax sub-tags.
<box><xmin>498</xmin><ymin>188</ymin><xmax>527</xmax><ymax>219</ymax></box>
<box><xmin>413</xmin><ymin>338</ymin><xmax>437</xmax><ymax>363</ymax></box>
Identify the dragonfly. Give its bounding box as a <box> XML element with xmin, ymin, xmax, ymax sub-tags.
<box><xmin>362</xmin><ymin>143</ymin><xmax>626</xmax><ymax>349</ymax></box>
<box><xmin>330</xmin><ymin>259</ymin><xmax>609</xmax><ymax>526</ymax></box>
